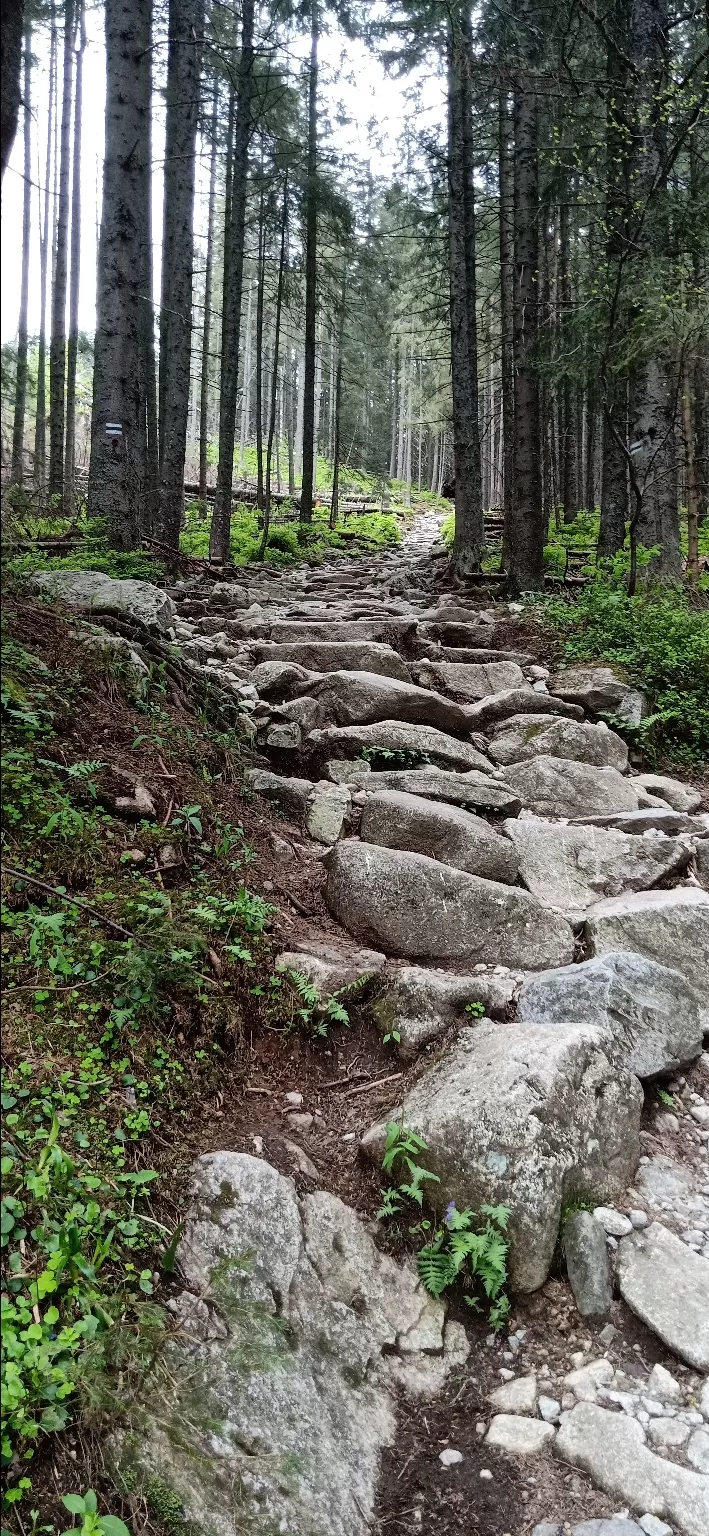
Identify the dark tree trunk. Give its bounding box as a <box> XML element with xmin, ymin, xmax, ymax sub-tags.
<box><xmin>88</xmin><ymin>0</ymin><xmax>152</xmax><ymax>550</ymax></box>
<box><xmin>63</xmin><ymin>0</ymin><xmax>85</xmax><ymax>518</ymax></box>
<box><xmin>299</xmin><ymin>0</ymin><xmax>319</xmax><ymax>526</ymax></box>
<box><xmin>198</xmin><ymin>79</ymin><xmax>219</xmax><ymax>513</ymax></box>
<box><xmin>157</xmin><ymin>0</ymin><xmax>203</xmax><ymax>552</ymax></box>
<box><xmin>329</xmin><ymin>265</ymin><xmax>347</xmax><ymax>529</ymax></box>
<box><xmin>507</xmin><ymin>75</ymin><xmax>544</xmax><ymax>592</ymax></box>
<box><xmin>288</xmin><ymin>351</ymin><xmax>297</xmax><ymax>497</ymax></box>
<box><xmin>559</xmin><ymin>194</ymin><xmax>577</xmax><ymax>525</ymax></box>
<box><xmin>447</xmin><ymin>6</ymin><xmax>484</xmax><ymax>575</ymax></box>
<box><xmin>255</xmin><ymin>179</ymin><xmax>266</xmax><ymax>510</ymax></box>
<box><xmin>259</xmin><ymin>172</ymin><xmax>288</xmax><ymax>558</ymax></box>
<box><xmin>1</xmin><ymin>0</ymin><xmax>24</xmax><ymax>179</ymax></box>
<box><xmin>499</xmin><ymin>91</ymin><xmax>514</xmax><ymax>548</ymax></box>
<box><xmin>48</xmin><ymin>0</ymin><xmax>76</xmax><ymax>502</ymax></box>
<box><xmin>34</xmin><ymin>6</ymin><xmax>57</xmax><ymax>494</ymax></box>
<box><xmin>598</xmin><ymin>0</ymin><xmax>630</xmax><ymax>557</ymax></box>
<box><xmin>10</xmin><ymin>24</ymin><xmax>31</xmax><ymax>487</ymax></box>
<box><xmin>210</xmin><ymin>0</ymin><xmax>255</xmax><ymax>562</ymax></box>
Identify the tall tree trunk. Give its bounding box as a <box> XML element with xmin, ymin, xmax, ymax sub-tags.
<box><xmin>88</xmin><ymin>0</ymin><xmax>152</xmax><ymax>549</ymax></box>
<box><xmin>48</xmin><ymin>0</ymin><xmax>76</xmax><ymax>502</ymax></box>
<box><xmin>299</xmin><ymin>0</ymin><xmax>319</xmax><ymax>527</ymax></box>
<box><xmin>288</xmin><ymin>350</ymin><xmax>296</xmax><ymax>496</ymax></box>
<box><xmin>238</xmin><ymin>275</ymin><xmax>253</xmax><ymax>473</ymax></box>
<box><xmin>683</xmin><ymin>361</ymin><xmax>699</xmax><ymax>584</ymax></box>
<box><xmin>1</xmin><ymin>0</ymin><xmax>24</xmax><ymax>178</ymax></box>
<box><xmin>35</xmin><ymin>6</ymin><xmax>57</xmax><ymax>494</ymax></box>
<box><xmin>259</xmin><ymin>172</ymin><xmax>288</xmax><ymax>558</ymax></box>
<box><xmin>559</xmin><ymin>193</ymin><xmax>577</xmax><ymax>525</ymax></box>
<box><xmin>63</xmin><ymin>0</ymin><xmax>85</xmax><ymax>518</ymax></box>
<box><xmin>255</xmin><ymin>180</ymin><xmax>266</xmax><ymax>510</ymax></box>
<box><xmin>499</xmin><ymin>90</ymin><xmax>515</xmax><ymax>560</ymax></box>
<box><xmin>199</xmin><ymin>79</ymin><xmax>219</xmax><ymax>513</ymax></box>
<box><xmin>158</xmin><ymin>0</ymin><xmax>203</xmax><ymax>552</ymax></box>
<box><xmin>209</xmin><ymin>0</ymin><xmax>255</xmax><ymax>561</ymax></box>
<box><xmin>507</xmin><ymin>72</ymin><xmax>544</xmax><ymax>592</ymax></box>
<box><xmin>10</xmin><ymin>24</ymin><xmax>32</xmax><ymax>487</ymax></box>
<box><xmin>330</xmin><ymin>274</ymin><xmax>345</xmax><ymax>525</ymax></box>
<box><xmin>447</xmin><ymin>6</ymin><xmax>483</xmax><ymax>575</ymax></box>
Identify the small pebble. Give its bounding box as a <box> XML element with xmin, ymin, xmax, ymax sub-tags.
<box><xmin>439</xmin><ymin>1447</ymin><xmax>463</xmax><ymax>1467</ymax></box>
<box><xmin>479</xmin><ymin>1468</ymin><xmax>493</xmax><ymax>1480</ymax></box>
<box><xmin>593</xmin><ymin>1205</ymin><xmax>633</xmax><ymax>1237</ymax></box>
<box><xmin>475</xmin><ymin>1421</ymin><xmax>486</xmax><ymax>1435</ymax></box>
<box><xmin>628</xmin><ymin>1208</ymin><xmax>649</xmax><ymax>1228</ymax></box>
<box><xmin>285</xmin><ymin>1091</ymin><xmax>303</xmax><ymax>1107</ymax></box>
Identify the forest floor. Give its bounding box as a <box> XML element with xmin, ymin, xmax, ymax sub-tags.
<box><xmin>2</xmin><ymin>513</ymin><xmax>708</xmax><ymax>1536</ymax></box>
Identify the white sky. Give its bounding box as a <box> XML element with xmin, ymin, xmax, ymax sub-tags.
<box><xmin>0</xmin><ymin>7</ymin><xmax>444</xmax><ymax>343</ymax></box>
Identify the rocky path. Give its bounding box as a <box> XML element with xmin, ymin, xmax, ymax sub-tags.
<box><xmin>38</xmin><ymin>523</ymin><xmax>708</xmax><ymax>1535</ymax></box>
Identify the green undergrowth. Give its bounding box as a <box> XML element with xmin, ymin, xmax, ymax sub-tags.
<box><xmin>180</xmin><ymin>502</ymin><xmax>403</xmax><ymax>566</ymax></box>
<box><xmin>376</xmin><ymin>1122</ymin><xmax>511</xmax><ymax>1328</ymax></box>
<box><xmin>542</xmin><ymin>548</ymin><xmax>709</xmax><ymax>764</ymax></box>
<box><xmin>0</xmin><ymin>585</ymin><xmax>288</xmax><ymax>1522</ymax></box>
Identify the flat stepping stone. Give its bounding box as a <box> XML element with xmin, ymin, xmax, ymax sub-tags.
<box><xmin>466</xmin><ymin>691</ymin><xmax>584</xmax><ymax>727</ymax></box>
<box><xmin>569</xmin><ymin>808</ymin><xmax>700</xmax><ymax>836</ymax></box>
<box><xmin>364</xmin><ymin>766</ymin><xmax>520</xmax><ymax>813</ymax></box>
<box><xmin>325</xmin><ymin>841</ymin><xmax>574</xmax><ymax>971</ymax></box>
<box><xmin>498</xmin><ymin>756</ymin><xmax>641</xmax><ymax>818</ymax></box>
<box><xmin>617</xmin><ymin>1222</ymin><xmax>709</xmax><ymax>1369</ymax></box>
<box><xmin>585</xmin><ymin>886</ymin><xmax>709</xmax><ymax>998</ymax></box>
<box><xmin>303</xmin><ymin>670</ymin><xmax>471</xmax><ymax>734</ymax></box>
<box><xmin>555</xmin><ymin>1402</ymin><xmax>709</xmax><ymax>1536</ymax></box>
<box><xmin>361</xmin><ymin>790</ymin><xmax>519</xmax><ymax>882</ymax></box>
<box><xmin>485</xmin><ymin>1414</ymin><xmax>555</xmax><ymax>1453</ymax></box>
<box><xmin>309</xmin><ymin>721</ymin><xmax>493</xmax><ymax>774</ymax></box>
<box><xmin>254</xmin><ymin>640</ymin><xmax>411</xmax><ymax>681</ymax></box>
<box><xmin>501</xmin><ymin>820</ymin><xmax>689</xmax><ymax>924</ymax></box>
<box><xmin>489</xmin><ymin>715</ymin><xmax>628</xmax><ymax>773</ymax></box>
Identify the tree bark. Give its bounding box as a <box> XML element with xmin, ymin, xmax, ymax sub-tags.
<box><xmin>559</xmin><ymin>193</ymin><xmax>578</xmax><ymax>525</ymax></box>
<box><xmin>34</xmin><ymin>6</ymin><xmax>57</xmax><ymax>495</ymax></box>
<box><xmin>157</xmin><ymin>0</ymin><xmax>203</xmax><ymax>552</ymax></box>
<box><xmin>255</xmin><ymin>179</ymin><xmax>266</xmax><ymax>510</ymax></box>
<box><xmin>499</xmin><ymin>89</ymin><xmax>515</xmax><ymax>561</ymax></box>
<box><xmin>63</xmin><ymin>0</ymin><xmax>85</xmax><ymax>518</ymax></box>
<box><xmin>447</xmin><ymin>6</ymin><xmax>484</xmax><ymax>575</ymax></box>
<box><xmin>299</xmin><ymin>0</ymin><xmax>319</xmax><ymax>527</ymax></box>
<box><xmin>48</xmin><ymin>0</ymin><xmax>76</xmax><ymax>502</ymax></box>
<box><xmin>1</xmin><ymin>0</ymin><xmax>24</xmax><ymax>179</ymax></box>
<box><xmin>209</xmin><ymin>0</ymin><xmax>255</xmax><ymax>561</ymax></box>
<box><xmin>259</xmin><ymin>172</ymin><xmax>288</xmax><ymax>558</ymax></box>
<box><xmin>10</xmin><ymin>23</ymin><xmax>31</xmax><ymax>487</ymax></box>
<box><xmin>507</xmin><ymin>74</ymin><xmax>544</xmax><ymax>592</ymax></box>
<box><xmin>88</xmin><ymin>0</ymin><xmax>152</xmax><ymax>549</ymax></box>
<box><xmin>199</xmin><ymin>79</ymin><xmax>219</xmax><ymax>513</ymax></box>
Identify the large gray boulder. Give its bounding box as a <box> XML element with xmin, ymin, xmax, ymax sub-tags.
<box><xmin>501</xmin><ymin>820</ymin><xmax>690</xmax><ymax>923</ymax></box>
<box><xmin>246</xmin><ymin>769</ymin><xmax>314</xmax><ymax>819</ymax></box>
<box><xmin>255</xmin><ymin>640</ymin><xmax>411</xmax><ymax>682</ymax></box>
<box><xmin>248</xmin><ymin>659</ymin><xmax>315</xmax><ymax>699</ymax></box>
<box><xmin>269</xmin><ymin>617</ymin><xmax>418</xmax><ymax>645</ymax></box>
<box><xmin>563</xmin><ymin>1210</ymin><xmax>612</xmax><ymax>1316</ymax></box>
<box><xmin>308</xmin><ymin>721</ymin><xmax>493</xmax><ymax>774</ymax></box>
<box><xmin>361</xmin><ymin>790</ymin><xmax>519</xmax><ymax>882</ymax></box>
<box><xmin>415</xmin><ymin>659</ymin><xmax>528</xmax><ymax>702</ymax></box>
<box><xmin>631</xmin><ymin>773</ymin><xmax>703</xmax><ymax>815</ymax></box>
<box><xmin>517</xmin><ymin>952</ymin><xmax>704</xmax><ymax>1078</ymax></box>
<box><xmin>549</xmin><ymin>666</ymin><xmax>648</xmax><ymax>726</ymax></box>
<box><xmin>466</xmin><ymin>691</ymin><xmax>584</xmax><ymax>729</ymax></box>
<box><xmin>585</xmin><ymin>887</ymin><xmax>709</xmax><ymax>999</ymax></box>
<box><xmin>362</xmin><ymin>1021</ymin><xmax>642</xmax><ymax>1291</ymax></box>
<box><xmin>118</xmin><ymin>1153</ymin><xmax>463</xmax><ymax>1536</ymax></box>
<box><xmin>363</xmin><ymin>766</ymin><xmax>520</xmax><ymax>813</ymax></box>
<box><xmin>34</xmin><ymin>569</ymin><xmax>175</xmax><ymax>632</ymax></box>
<box><xmin>555</xmin><ymin>1403</ymin><xmax>709</xmax><ymax>1536</ymax></box>
<box><xmin>489</xmin><ymin>716</ymin><xmax>628</xmax><ymax>773</ymax></box>
<box><xmin>499</xmin><ymin>756</ymin><xmax>641</xmax><ymax>818</ymax></box>
<box><xmin>370</xmin><ymin>965</ymin><xmax>520</xmax><ymax>1057</ymax></box>
<box><xmin>617</xmin><ymin>1221</ymin><xmax>709</xmax><ymax>1371</ymax></box>
<box><xmin>303</xmin><ymin>671</ymin><xmax>470</xmax><ymax>734</ymax></box>
<box><xmin>570</xmin><ymin>808</ymin><xmax>701</xmax><ymax>837</ymax></box>
<box><xmin>325</xmin><ymin>841</ymin><xmax>574</xmax><ymax>969</ymax></box>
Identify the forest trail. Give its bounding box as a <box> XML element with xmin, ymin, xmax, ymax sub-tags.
<box><xmin>47</xmin><ymin>530</ymin><xmax>705</xmax><ymax>1536</ymax></box>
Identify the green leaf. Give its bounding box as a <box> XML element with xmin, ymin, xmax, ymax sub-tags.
<box><xmin>98</xmin><ymin>1518</ymin><xmax>131</xmax><ymax>1536</ymax></box>
<box><xmin>83</xmin><ymin>1492</ymin><xmax>98</xmax><ymax>1514</ymax></box>
<box><xmin>61</xmin><ymin>1495</ymin><xmax>87</xmax><ymax>1516</ymax></box>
